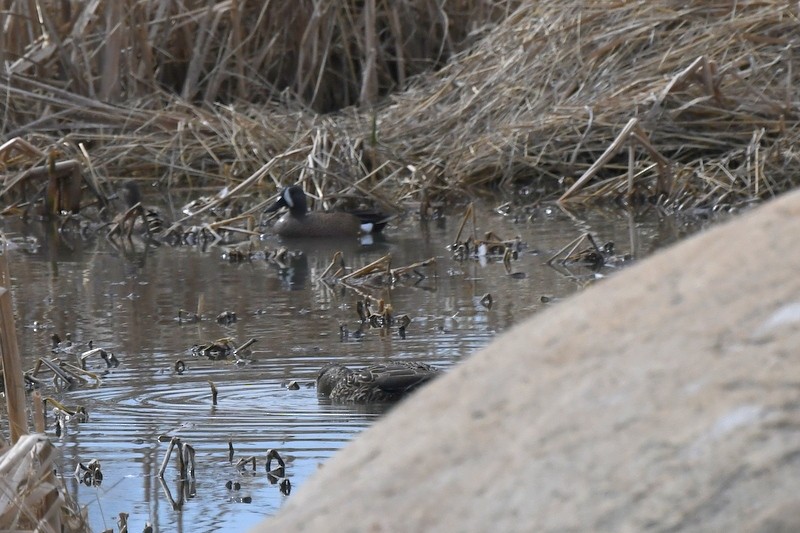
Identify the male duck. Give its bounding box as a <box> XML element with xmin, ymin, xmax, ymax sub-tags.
<box><xmin>317</xmin><ymin>361</ymin><xmax>441</xmax><ymax>404</ymax></box>
<box><xmin>265</xmin><ymin>185</ymin><xmax>390</xmax><ymax>238</ymax></box>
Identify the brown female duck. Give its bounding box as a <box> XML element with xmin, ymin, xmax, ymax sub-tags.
<box><xmin>317</xmin><ymin>361</ymin><xmax>440</xmax><ymax>404</ymax></box>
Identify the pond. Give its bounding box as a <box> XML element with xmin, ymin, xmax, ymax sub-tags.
<box><xmin>1</xmin><ymin>194</ymin><xmax>716</xmax><ymax>532</ymax></box>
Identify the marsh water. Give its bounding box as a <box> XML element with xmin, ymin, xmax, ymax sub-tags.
<box><xmin>2</xmin><ymin>195</ymin><xmax>718</xmax><ymax>532</ymax></box>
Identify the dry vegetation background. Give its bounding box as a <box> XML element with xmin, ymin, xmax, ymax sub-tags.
<box><xmin>1</xmin><ymin>0</ymin><xmax>800</xmax><ymax>208</ymax></box>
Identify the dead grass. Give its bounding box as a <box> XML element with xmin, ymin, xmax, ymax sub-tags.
<box><xmin>0</xmin><ymin>434</ymin><xmax>87</xmax><ymax>533</ymax></box>
<box><xmin>1</xmin><ymin>1</ymin><xmax>799</xmax><ymax>209</ymax></box>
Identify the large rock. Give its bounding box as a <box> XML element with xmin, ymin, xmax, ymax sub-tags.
<box><xmin>255</xmin><ymin>190</ymin><xmax>800</xmax><ymax>532</ymax></box>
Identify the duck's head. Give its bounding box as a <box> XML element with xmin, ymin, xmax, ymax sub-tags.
<box><xmin>265</xmin><ymin>185</ymin><xmax>308</xmax><ymax>216</ymax></box>
<box><xmin>316</xmin><ymin>362</ymin><xmax>351</xmax><ymax>396</ymax></box>
<box><xmin>118</xmin><ymin>180</ymin><xmax>143</xmax><ymax>208</ymax></box>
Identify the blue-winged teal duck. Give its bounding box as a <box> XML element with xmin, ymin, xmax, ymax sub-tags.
<box><xmin>265</xmin><ymin>185</ymin><xmax>390</xmax><ymax>238</ymax></box>
<box><xmin>317</xmin><ymin>361</ymin><xmax>440</xmax><ymax>404</ymax></box>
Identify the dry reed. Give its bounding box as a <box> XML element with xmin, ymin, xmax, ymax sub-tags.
<box><xmin>0</xmin><ymin>256</ymin><xmax>84</xmax><ymax>532</ymax></box>
<box><xmin>0</xmin><ymin>434</ymin><xmax>87</xmax><ymax>532</ymax></box>
<box><xmin>0</xmin><ymin>1</ymin><xmax>798</xmax><ymax>209</ymax></box>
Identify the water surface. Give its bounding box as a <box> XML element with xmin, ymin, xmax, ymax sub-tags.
<box><xmin>2</xmin><ymin>199</ymin><xmax>715</xmax><ymax>532</ymax></box>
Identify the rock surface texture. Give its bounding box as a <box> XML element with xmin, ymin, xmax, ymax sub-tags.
<box><xmin>255</xmin><ymin>190</ymin><xmax>800</xmax><ymax>533</ymax></box>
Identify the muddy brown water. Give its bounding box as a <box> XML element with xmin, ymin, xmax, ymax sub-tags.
<box><xmin>2</xmin><ymin>199</ymin><xmax>716</xmax><ymax>532</ymax></box>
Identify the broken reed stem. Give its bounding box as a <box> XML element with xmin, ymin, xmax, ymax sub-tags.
<box><xmin>157</xmin><ymin>436</ymin><xmax>193</xmax><ymax>479</ymax></box>
<box><xmin>390</xmin><ymin>257</ymin><xmax>436</xmax><ymax>277</ymax></box>
<box><xmin>585</xmin><ymin>233</ymin><xmax>603</xmax><ymax>254</ymax></box>
<box><xmin>159</xmin><ymin>437</ymin><xmax>179</xmax><ymax>478</ymax></box>
<box><xmin>319</xmin><ymin>251</ymin><xmax>344</xmax><ymax>280</ymax></box>
<box><xmin>266</xmin><ymin>448</ymin><xmax>286</xmax><ymax>476</ymax></box>
<box><xmin>233</xmin><ymin>338</ymin><xmax>257</xmax><ymax>356</ymax></box>
<box><xmin>560</xmin><ymin>118</ymin><xmax>640</xmax><ymax>202</ymax></box>
<box><xmin>196</xmin><ymin>293</ymin><xmax>205</xmax><ymax>316</ymax></box>
<box><xmin>340</xmin><ymin>253</ymin><xmax>391</xmax><ymax>281</ymax></box>
<box><xmin>630</xmin><ymin>124</ymin><xmax>673</xmax><ymax>196</ymax></box>
<box><xmin>208</xmin><ymin>380</ymin><xmax>218</xmax><ymax>405</ymax></box>
<box><xmin>628</xmin><ymin>142</ymin><xmax>635</xmax><ymax>196</ymax></box>
<box><xmin>32</xmin><ymin>392</ymin><xmax>46</xmax><ymax>433</ymax></box>
<box><xmin>183</xmin><ymin>444</ymin><xmax>196</xmax><ymax>478</ymax></box>
<box><xmin>207</xmin><ymin>214</ymin><xmax>257</xmax><ymax>232</ymax></box>
<box><xmin>0</xmin><ymin>252</ymin><xmax>28</xmax><ymax>443</ymax></box>
<box><xmin>560</xmin><ymin>116</ymin><xmax>675</xmax><ymax>202</ymax></box>
<box><xmin>57</xmin><ymin>361</ymin><xmax>101</xmax><ymax>386</ymax></box>
<box><xmin>453</xmin><ymin>203</ymin><xmax>475</xmax><ymax>244</ymax></box>
<box><xmin>176</xmin><ymin>439</ymin><xmax>186</xmax><ymax>477</ymax></box>
<box><xmin>36</xmin><ymin>358</ymin><xmax>74</xmax><ymax>386</ymax></box>
<box><xmin>236</xmin><ymin>455</ymin><xmax>257</xmax><ymax>471</ymax></box>
<box><xmin>546</xmin><ymin>233</ymin><xmax>587</xmax><ymax>265</ymax></box>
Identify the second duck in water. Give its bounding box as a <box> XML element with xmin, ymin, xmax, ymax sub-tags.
<box><xmin>265</xmin><ymin>185</ymin><xmax>390</xmax><ymax>238</ymax></box>
<box><xmin>317</xmin><ymin>361</ymin><xmax>441</xmax><ymax>404</ymax></box>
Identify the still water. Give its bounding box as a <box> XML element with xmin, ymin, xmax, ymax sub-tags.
<box><xmin>2</xmin><ymin>198</ymin><xmax>715</xmax><ymax>532</ymax></box>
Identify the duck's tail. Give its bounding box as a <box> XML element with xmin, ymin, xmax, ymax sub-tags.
<box><xmin>352</xmin><ymin>211</ymin><xmax>394</xmax><ymax>234</ymax></box>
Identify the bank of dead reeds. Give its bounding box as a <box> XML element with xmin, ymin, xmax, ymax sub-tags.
<box><xmin>1</xmin><ymin>1</ymin><xmax>799</xmax><ymax>209</ymax></box>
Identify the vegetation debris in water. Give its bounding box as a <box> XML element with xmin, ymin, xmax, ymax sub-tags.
<box><xmin>216</xmin><ymin>310</ymin><xmax>237</xmax><ymax>325</ymax></box>
<box><xmin>547</xmin><ymin>232</ymin><xmax>627</xmax><ymax>273</ymax></box>
<box><xmin>75</xmin><ymin>458</ymin><xmax>103</xmax><ymax>487</ymax></box>
<box><xmin>158</xmin><ymin>436</ymin><xmax>197</xmax><ymax>481</ymax></box>
<box><xmin>191</xmin><ymin>337</ymin><xmax>257</xmax><ymax>360</ymax></box>
<box><xmin>346</xmin><ymin>297</ymin><xmax>413</xmax><ymax>339</ymax></box>
<box><xmin>208</xmin><ymin>380</ymin><xmax>219</xmax><ymax>405</ymax></box>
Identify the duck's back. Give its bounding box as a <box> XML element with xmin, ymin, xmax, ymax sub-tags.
<box><xmin>322</xmin><ymin>362</ymin><xmax>440</xmax><ymax>404</ymax></box>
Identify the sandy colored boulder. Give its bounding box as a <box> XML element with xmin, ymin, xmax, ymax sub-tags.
<box><xmin>255</xmin><ymin>190</ymin><xmax>800</xmax><ymax>532</ymax></box>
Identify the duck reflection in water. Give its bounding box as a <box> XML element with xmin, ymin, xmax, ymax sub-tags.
<box><xmin>276</xmin><ymin>251</ymin><xmax>308</xmax><ymax>289</ymax></box>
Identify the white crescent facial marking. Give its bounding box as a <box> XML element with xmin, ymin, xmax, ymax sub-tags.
<box><xmin>283</xmin><ymin>188</ymin><xmax>294</xmax><ymax>208</ymax></box>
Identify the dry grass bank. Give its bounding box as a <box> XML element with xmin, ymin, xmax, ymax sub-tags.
<box><xmin>1</xmin><ymin>1</ymin><xmax>799</xmax><ymax>208</ymax></box>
